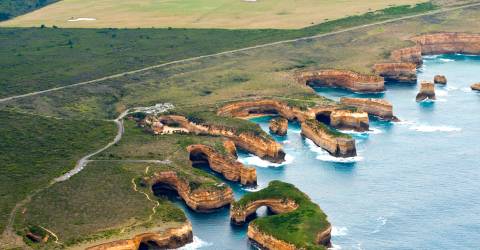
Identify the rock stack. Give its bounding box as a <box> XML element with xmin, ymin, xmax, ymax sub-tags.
<box><xmin>471</xmin><ymin>83</ymin><xmax>480</xmax><ymax>91</ymax></box>
<box><xmin>434</xmin><ymin>75</ymin><xmax>447</xmax><ymax>84</ymax></box>
<box><xmin>269</xmin><ymin>117</ymin><xmax>288</xmax><ymax>136</ymax></box>
<box><xmin>416</xmin><ymin>81</ymin><xmax>436</xmax><ymax>102</ymax></box>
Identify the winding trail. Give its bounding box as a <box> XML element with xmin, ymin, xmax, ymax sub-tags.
<box><xmin>1</xmin><ymin>2</ymin><xmax>480</xmax><ymax>104</ymax></box>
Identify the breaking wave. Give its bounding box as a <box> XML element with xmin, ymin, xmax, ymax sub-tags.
<box><xmin>332</xmin><ymin>226</ymin><xmax>349</xmax><ymax>236</ymax></box>
<box><xmin>239</xmin><ymin>154</ymin><xmax>294</xmax><ymax>168</ymax></box>
<box><xmin>305</xmin><ymin>139</ymin><xmax>363</xmax><ymax>163</ymax></box>
<box><xmin>439</xmin><ymin>58</ymin><xmax>455</xmax><ymax>62</ymax></box>
<box><xmin>178</xmin><ymin>236</ymin><xmax>212</xmax><ymax>249</ymax></box>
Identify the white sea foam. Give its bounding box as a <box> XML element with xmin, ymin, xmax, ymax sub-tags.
<box><xmin>410</xmin><ymin>125</ymin><xmax>461</xmax><ymax>132</ymax></box>
<box><xmin>340</xmin><ymin>127</ymin><xmax>383</xmax><ymax>136</ymax></box>
<box><xmin>423</xmin><ymin>55</ymin><xmax>439</xmax><ymax>59</ymax></box>
<box><xmin>436</xmin><ymin>89</ymin><xmax>448</xmax><ymax>97</ymax></box>
<box><xmin>67</xmin><ymin>17</ymin><xmax>96</xmax><ymax>22</ymax></box>
<box><xmin>329</xmin><ymin>243</ymin><xmax>342</xmax><ymax>250</ymax></box>
<box><xmin>445</xmin><ymin>85</ymin><xmax>458</xmax><ymax>91</ymax></box>
<box><xmin>177</xmin><ymin>236</ymin><xmax>212</xmax><ymax>249</ymax></box>
<box><xmin>439</xmin><ymin>58</ymin><xmax>455</xmax><ymax>62</ymax></box>
<box><xmin>305</xmin><ymin>139</ymin><xmax>363</xmax><ymax>163</ymax></box>
<box><xmin>461</xmin><ymin>87</ymin><xmax>473</xmax><ymax>93</ymax></box>
<box><xmin>331</xmin><ymin>226</ymin><xmax>348</xmax><ymax>236</ymax></box>
<box><xmin>239</xmin><ymin>154</ymin><xmax>294</xmax><ymax>167</ymax></box>
<box><xmin>282</xmin><ymin>140</ymin><xmax>291</xmax><ymax>144</ymax></box>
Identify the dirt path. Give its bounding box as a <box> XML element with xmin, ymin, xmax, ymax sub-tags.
<box><xmin>1</xmin><ymin>2</ymin><xmax>480</xmax><ymax>104</ymax></box>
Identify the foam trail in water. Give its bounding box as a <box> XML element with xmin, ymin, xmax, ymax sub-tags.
<box><xmin>439</xmin><ymin>58</ymin><xmax>454</xmax><ymax>62</ymax></box>
<box><xmin>178</xmin><ymin>236</ymin><xmax>212</xmax><ymax>250</ymax></box>
<box><xmin>410</xmin><ymin>125</ymin><xmax>461</xmax><ymax>132</ymax></box>
<box><xmin>329</xmin><ymin>244</ymin><xmax>342</xmax><ymax>250</ymax></box>
<box><xmin>340</xmin><ymin>127</ymin><xmax>383</xmax><ymax>136</ymax></box>
<box><xmin>436</xmin><ymin>89</ymin><xmax>448</xmax><ymax>97</ymax></box>
<box><xmin>332</xmin><ymin>226</ymin><xmax>349</xmax><ymax>236</ymax></box>
<box><xmin>305</xmin><ymin>139</ymin><xmax>363</xmax><ymax>163</ymax></box>
<box><xmin>239</xmin><ymin>154</ymin><xmax>294</xmax><ymax>168</ymax></box>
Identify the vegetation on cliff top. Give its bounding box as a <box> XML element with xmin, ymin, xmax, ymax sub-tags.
<box><xmin>304</xmin><ymin>119</ymin><xmax>352</xmax><ymax>139</ymax></box>
<box><xmin>233</xmin><ymin>181</ymin><xmax>331</xmax><ymax>250</ymax></box>
<box><xmin>0</xmin><ymin>110</ymin><xmax>116</xmax><ymax>233</ymax></box>
<box><xmin>15</xmin><ymin>161</ymin><xmax>186</xmax><ymax>248</ymax></box>
<box><xmin>0</xmin><ymin>2</ymin><xmax>437</xmax><ymax>98</ymax></box>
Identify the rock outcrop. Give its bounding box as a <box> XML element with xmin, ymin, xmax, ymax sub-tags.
<box><xmin>373</xmin><ymin>62</ymin><xmax>417</xmax><ymax>83</ymax></box>
<box><xmin>471</xmin><ymin>83</ymin><xmax>480</xmax><ymax>91</ymax></box>
<box><xmin>434</xmin><ymin>75</ymin><xmax>447</xmax><ymax>84</ymax></box>
<box><xmin>416</xmin><ymin>81</ymin><xmax>436</xmax><ymax>102</ymax></box>
<box><xmin>390</xmin><ymin>46</ymin><xmax>423</xmax><ymax>65</ymax></box>
<box><xmin>231</xmin><ymin>199</ymin><xmax>298</xmax><ymax>225</ymax></box>
<box><xmin>223</xmin><ymin>140</ymin><xmax>238</xmax><ymax>158</ymax></box>
<box><xmin>86</xmin><ymin>222</ymin><xmax>193</xmax><ymax>250</ymax></box>
<box><xmin>340</xmin><ymin>97</ymin><xmax>398</xmax><ymax>121</ymax></box>
<box><xmin>188</xmin><ymin>144</ymin><xmax>256</xmax><ymax>186</ymax></box>
<box><xmin>147</xmin><ymin>171</ymin><xmax>234</xmax><ymax>212</ymax></box>
<box><xmin>301</xmin><ymin>119</ymin><xmax>356</xmax><ymax>158</ymax></box>
<box><xmin>143</xmin><ymin>115</ymin><xmax>286</xmax><ymax>163</ymax></box>
<box><xmin>269</xmin><ymin>117</ymin><xmax>288</xmax><ymax>136</ymax></box>
<box><xmin>297</xmin><ymin>69</ymin><xmax>385</xmax><ymax>93</ymax></box>
<box><xmin>411</xmin><ymin>32</ymin><xmax>480</xmax><ymax>56</ymax></box>
<box><xmin>231</xmin><ymin>181</ymin><xmax>332</xmax><ymax>250</ymax></box>
<box><xmin>330</xmin><ymin>110</ymin><xmax>369</xmax><ymax>132</ymax></box>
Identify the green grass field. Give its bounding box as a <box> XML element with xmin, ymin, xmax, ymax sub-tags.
<box><xmin>0</xmin><ymin>0</ymin><xmax>424</xmax><ymax>29</ymax></box>
<box><xmin>0</xmin><ymin>111</ymin><xmax>116</xmax><ymax>233</ymax></box>
<box><xmin>0</xmin><ymin>2</ymin><xmax>437</xmax><ymax>98</ymax></box>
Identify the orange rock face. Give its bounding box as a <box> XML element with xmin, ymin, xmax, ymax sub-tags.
<box><xmin>297</xmin><ymin>69</ymin><xmax>385</xmax><ymax>93</ymax></box>
<box><xmin>147</xmin><ymin>171</ymin><xmax>234</xmax><ymax>212</ymax></box>
<box><xmin>86</xmin><ymin>222</ymin><xmax>193</xmax><ymax>250</ymax></box>
<box><xmin>471</xmin><ymin>83</ymin><xmax>480</xmax><ymax>91</ymax></box>
<box><xmin>340</xmin><ymin>97</ymin><xmax>398</xmax><ymax>121</ymax></box>
<box><xmin>269</xmin><ymin>117</ymin><xmax>289</xmax><ymax>136</ymax></box>
<box><xmin>187</xmin><ymin>144</ymin><xmax>257</xmax><ymax>186</ymax></box>
<box><xmin>301</xmin><ymin>120</ymin><xmax>356</xmax><ymax>158</ymax></box>
<box><xmin>247</xmin><ymin>225</ymin><xmax>297</xmax><ymax>250</ymax></box>
<box><xmin>434</xmin><ymin>75</ymin><xmax>447</xmax><ymax>84</ymax></box>
<box><xmin>230</xmin><ymin>199</ymin><xmax>299</xmax><ymax>225</ymax></box>
<box><xmin>330</xmin><ymin>110</ymin><xmax>369</xmax><ymax>132</ymax></box>
<box><xmin>412</xmin><ymin>32</ymin><xmax>480</xmax><ymax>55</ymax></box>
<box><xmin>416</xmin><ymin>81</ymin><xmax>436</xmax><ymax>102</ymax></box>
<box><xmin>373</xmin><ymin>62</ymin><xmax>417</xmax><ymax>83</ymax></box>
<box><xmin>390</xmin><ymin>46</ymin><xmax>423</xmax><ymax>65</ymax></box>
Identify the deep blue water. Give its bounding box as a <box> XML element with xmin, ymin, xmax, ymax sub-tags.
<box><xmin>174</xmin><ymin>54</ymin><xmax>480</xmax><ymax>250</ymax></box>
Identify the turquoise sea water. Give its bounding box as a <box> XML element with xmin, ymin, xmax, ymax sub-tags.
<box><xmin>169</xmin><ymin>54</ymin><xmax>480</xmax><ymax>250</ymax></box>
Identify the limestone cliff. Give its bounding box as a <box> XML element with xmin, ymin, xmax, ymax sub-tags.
<box><xmin>297</xmin><ymin>69</ymin><xmax>385</xmax><ymax>93</ymax></box>
<box><xmin>373</xmin><ymin>62</ymin><xmax>417</xmax><ymax>83</ymax></box>
<box><xmin>247</xmin><ymin>225</ymin><xmax>297</xmax><ymax>250</ymax></box>
<box><xmin>416</xmin><ymin>81</ymin><xmax>436</xmax><ymax>102</ymax></box>
<box><xmin>188</xmin><ymin>144</ymin><xmax>256</xmax><ymax>186</ymax></box>
<box><xmin>86</xmin><ymin>222</ymin><xmax>193</xmax><ymax>250</ymax></box>
<box><xmin>340</xmin><ymin>97</ymin><xmax>398</xmax><ymax>121</ymax></box>
<box><xmin>147</xmin><ymin>171</ymin><xmax>234</xmax><ymax>212</ymax></box>
<box><xmin>390</xmin><ymin>46</ymin><xmax>423</xmax><ymax>65</ymax></box>
<box><xmin>330</xmin><ymin>110</ymin><xmax>369</xmax><ymax>132</ymax></box>
<box><xmin>230</xmin><ymin>199</ymin><xmax>298</xmax><ymax>225</ymax></box>
<box><xmin>411</xmin><ymin>32</ymin><xmax>480</xmax><ymax>55</ymax></box>
<box><xmin>143</xmin><ymin>115</ymin><xmax>286</xmax><ymax>163</ymax></box>
<box><xmin>269</xmin><ymin>117</ymin><xmax>288</xmax><ymax>136</ymax></box>
<box><xmin>301</xmin><ymin>119</ymin><xmax>356</xmax><ymax>158</ymax></box>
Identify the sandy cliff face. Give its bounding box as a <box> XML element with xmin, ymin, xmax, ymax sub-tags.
<box><xmin>340</xmin><ymin>97</ymin><xmax>398</xmax><ymax>121</ymax></box>
<box><xmin>297</xmin><ymin>69</ymin><xmax>385</xmax><ymax>93</ymax></box>
<box><xmin>188</xmin><ymin>144</ymin><xmax>256</xmax><ymax>186</ymax></box>
<box><xmin>143</xmin><ymin>115</ymin><xmax>286</xmax><ymax>163</ymax></box>
<box><xmin>390</xmin><ymin>46</ymin><xmax>423</xmax><ymax>65</ymax></box>
<box><xmin>269</xmin><ymin>117</ymin><xmax>288</xmax><ymax>136</ymax></box>
<box><xmin>411</xmin><ymin>32</ymin><xmax>480</xmax><ymax>55</ymax></box>
<box><xmin>373</xmin><ymin>62</ymin><xmax>417</xmax><ymax>83</ymax></box>
<box><xmin>147</xmin><ymin>171</ymin><xmax>233</xmax><ymax>212</ymax></box>
<box><xmin>330</xmin><ymin>110</ymin><xmax>369</xmax><ymax>132</ymax></box>
<box><xmin>416</xmin><ymin>81</ymin><xmax>436</xmax><ymax>102</ymax></box>
<box><xmin>247</xmin><ymin>225</ymin><xmax>297</xmax><ymax>250</ymax></box>
<box><xmin>86</xmin><ymin>222</ymin><xmax>193</xmax><ymax>250</ymax></box>
<box><xmin>218</xmin><ymin>99</ymin><xmax>314</xmax><ymax>122</ymax></box>
<box><xmin>471</xmin><ymin>83</ymin><xmax>480</xmax><ymax>91</ymax></box>
<box><xmin>230</xmin><ymin>199</ymin><xmax>298</xmax><ymax>224</ymax></box>
<box><xmin>301</xmin><ymin>120</ymin><xmax>356</xmax><ymax>158</ymax></box>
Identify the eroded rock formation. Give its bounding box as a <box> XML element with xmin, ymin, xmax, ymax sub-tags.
<box><xmin>416</xmin><ymin>81</ymin><xmax>436</xmax><ymax>102</ymax></box>
<box><xmin>434</xmin><ymin>75</ymin><xmax>447</xmax><ymax>84</ymax></box>
<box><xmin>373</xmin><ymin>62</ymin><xmax>417</xmax><ymax>83</ymax></box>
<box><xmin>301</xmin><ymin>119</ymin><xmax>356</xmax><ymax>158</ymax></box>
<box><xmin>269</xmin><ymin>117</ymin><xmax>288</xmax><ymax>136</ymax></box>
<box><xmin>231</xmin><ymin>199</ymin><xmax>298</xmax><ymax>225</ymax></box>
<box><xmin>86</xmin><ymin>222</ymin><xmax>193</xmax><ymax>250</ymax></box>
<box><xmin>411</xmin><ymin>32</ymin><xmax>480</xmax><ymax>56</ymax></box>
<box><xmin>340</xmin><ymin>97</ymin><xmax>398</xmax><ymax>121</ymax></box>
<box><xmin>390</xmin><ymin>45</ymin><xmax>423</xmax><ymax>65</ymax></box>
<box><xmin>147</xmin><ymin>171</ymin><xmax>233</xmax><ymax>212</ymax></box>
<box><xmin>297</xmin><ymin>69</ymin><xmax>385</xmax><ymax>93</ymax></box>
<box><xmin>471</xmin><ymin>83</ymin><xmax>480</xmax><ymax>91</ymax></box>
<box><xmin>143</xmin><ymin>114</ymin><xmax>286</xmax><ymax>163</ymax></box>
<box><xmin>330</xmin><ymin>110</ymin><xmax>369</xmax><ymax>132</ymax></box>
<box><xmin>188</xmin><ymin>144</ymin><xmax>256</xmax><ymax>186</ymax></box>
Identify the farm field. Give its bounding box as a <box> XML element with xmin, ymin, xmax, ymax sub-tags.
<box><xmin>0</xmin><ymin>0</ymin><xmax>425</xmax><ymax>29</ymax></box>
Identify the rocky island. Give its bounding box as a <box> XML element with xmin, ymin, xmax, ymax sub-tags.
<box><xmin>269</xmin><ymin>117</ymin><xmax>288</xmax><ymax>136</ymax></box>
<box><xmin>230</xmin><ymin>181</ymin><xmax>332</xmax><ymax>250</ymax></box>
<box><xmin>416</xmin><ymin>81</ymin><xmax>436</xmax><ymax>102</ymax></box>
